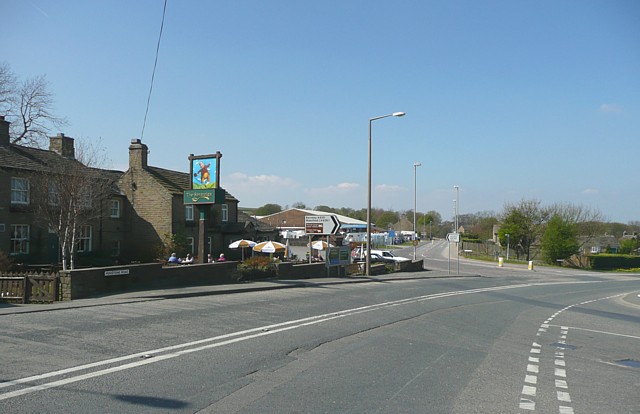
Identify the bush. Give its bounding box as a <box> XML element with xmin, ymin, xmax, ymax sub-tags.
<box><xmin>0</xmin><ymin>251</ymin><xmax>15</xmax><ymax>272</ymax></box>
<box><xmin>238</xmin><ymin>256</ymin><xmax>276</xmax><ymax>280</ymax></box>
<box><xmin>589</xmin><ymin>254</ymin><xmax>640</xmax><ymax>270</ymax></box>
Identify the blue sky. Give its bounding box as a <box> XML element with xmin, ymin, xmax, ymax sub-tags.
<box><xmin>3</xmin><ymin>1</ymin><xmax>639</xmax><ymax>223</ymax></box>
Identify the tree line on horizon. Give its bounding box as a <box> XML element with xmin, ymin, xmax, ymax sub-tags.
<box><xmin>248</xmin><ymin>200</ymin><xmax>640</xmax><ymax>265</ymax></box>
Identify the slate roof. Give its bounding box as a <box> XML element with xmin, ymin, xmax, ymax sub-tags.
<box><xmin>0</xmin><ymin>143</ymin><xmax>84</xmax><ymax>172</ymax></box>
<box><xmin>238</xmin><ymin>210</ymin><xmax>275</xmax><ymax>232</ymax></box>
<box><xmin>0</xmin><ymin>141</ymin><xmax>239</xmax><ymax>202</ymax></box>
<box><xmin>146</xmin><ymin>166</ymin><xmax>238</xmax><ymax>202</ymax></box>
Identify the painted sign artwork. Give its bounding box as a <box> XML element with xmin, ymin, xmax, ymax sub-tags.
<box><xmin>191</xmin><ymin>157</ymin><xmax>217</xmax><ymax>189</ymax></box>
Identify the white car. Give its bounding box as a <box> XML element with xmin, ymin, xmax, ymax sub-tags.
<box><xmin>370</xmin><ymin>249</ymin><xmax>410</xmax><ymax>262</ymax></box>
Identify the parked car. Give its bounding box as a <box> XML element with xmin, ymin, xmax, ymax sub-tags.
<box><xmin>351</xmin><ymin>246</ymin><xmax>410</xmax><ymax>262</ymax></box>
<box><xmin>352</xmin><ymin>253</ymin><xmax>394</xmax><ymax>264</ymax></box>
<box><xmin>370</xmin><ymin>249</ymin><xmax>410</xmax><ymax>262</ymax></box>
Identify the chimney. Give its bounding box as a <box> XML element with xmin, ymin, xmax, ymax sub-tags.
<box><xmin>49</xmin><ymin>133</ymin><xmax>75</xmax><ymax>158</ymax></box>
<box><xmin>128</xmin><ymin>138</ymin><xmax>148</xmax><ymax>170</ymax></box>
<box><xmin>0</xmin><ymin>116</ymin><xmax>9</xmax><ymax>146</ymax></box>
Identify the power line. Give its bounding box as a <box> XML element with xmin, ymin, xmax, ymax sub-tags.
<box><xmin>141</xmin><ymin>0</ymin><xmax>167</xmax><ymax>141</ymax></box>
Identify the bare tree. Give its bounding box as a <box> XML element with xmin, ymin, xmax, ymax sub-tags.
<box><xmin>32</xmin><ymin>139</ymin><xmax>113</xmax><ymax>270</ymax></box>
<box><xmin>0</xmin><ymin>62</ymin><xmax>67</xmax><ymax>147</ymax></box>
<box><xmin>0</xmin><ymin>62</ymin><xmax>16</xmax><ymax>109</ymax></box>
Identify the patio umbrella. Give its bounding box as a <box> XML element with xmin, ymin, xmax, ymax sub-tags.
<box><xmin>228</xmin><ymin>239</ymin><xmax>256</xmax><ymax>260</ymax></box>
<box><xmin>308</xmin><ymin>240</ymin><xmax>334</xmax><ymax>251</ymax></box>
<box><xmin>285</xmin><ymin>239</ymin><xmax>292</xmax><ymax>259</ymax></box>
<box><xmin>253</xmin><ymin>241</ymin><xmax>286</xmax><ymax>254</ymax></box>
<box><xmin>228</xmin><ymin>239</ymin><xmax>256</xmax><ymax>249</ymax></box>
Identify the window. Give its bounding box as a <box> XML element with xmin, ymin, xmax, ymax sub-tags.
<box><xmin>11</xmin><ymin>177</ymin><xmax>29</xmax><ymax>205</ymax></box>
<box><xmin>10</xmin><ymin>225</ymin><xmax>30</xmax><ymax>254</ymax></box>
<box><xmin>48</xmin><ymin>182</ymin><xmax>60</xmax><ymax>206</ymax></box>
<box><xmin>185</xmin><ymin>205</ymin><xmax>194</xmax><ymax>221</ymax></box>
<box><xmin>77</xmin><ymin>225</ymin><xmax>92</xmax><ymax>252</ymax></box>
<box><xmin>187</xmin><ymin>237</ymin><xmax>194</xmax><ymax>254</ymax></box>
<box><xmin>111</xmin><ymin>240</ymin><xmax>121</xmax><ymax>257</ymax></box>
<box><xmin>221</xmin><ymin>204</ymin><xmax>229</xmax><ymax>222</ymax></box>
<box><xmin>110</xmin><ymin>200</ymin><xmax>121</xmax><ymax>218</ymax></box>
<box><xmin>80</xmin><ymin>186</ymin><xmax>92</xmax><ymax>209</ymax></box>
<box><xmin>590</xmin><ymin>246</ymin><xmax>600</xmax><ymax>254</ymax></box>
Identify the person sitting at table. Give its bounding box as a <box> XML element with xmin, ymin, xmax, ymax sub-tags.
<box><xmin>167</xmin><ymin>253</ymin><xmax>181</xmax><ymax>264</ymax></box>
<box><xmin>182</xmin><ymin>253</ymin><xmax>194</xmax><ymax>264</ymax></box>
<box><xmin>217</xmin><ymin>253</ymin><xmax>226</xmax><ymax>262</ymax></box>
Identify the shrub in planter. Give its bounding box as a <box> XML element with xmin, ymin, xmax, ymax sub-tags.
<box><xmin>238</xmin><ymin>256</ymin><xmax>276</xmax><ymax>280</ymax></box>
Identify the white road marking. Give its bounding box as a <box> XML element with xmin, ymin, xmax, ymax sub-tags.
<box><xmin>522</xmin><ymin>385</ymin><xmax>537</xmax><ymax>396</ymax></box>
<box><xmin>557</xmin><ymin>391</ymin><xmax>572</xmax><ymax>402</ymax></box>
<box><xmin>0</xmin><ymin>283</ymin><xmax>534</xmax><ymax>401</ymax></box>
<box><xmin>555</xmin><ymin>379</ymin><xmax>567</xmax><ymax>389</ymax></box>
<box><xmin>519</xmin><ymin>398</ymin><xmax>535</xmax><ymax>410</ymax></box>
<box><xmin>518</xmin><ymin>291</ymin><xmax>633</xmax><ymax>413</ymax></box>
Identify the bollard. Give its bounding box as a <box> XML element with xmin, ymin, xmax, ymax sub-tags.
<box><xmin>528</xmin><ymin>260</ymin><xmax>534</xmax><ymax>270</ymax></box>
<box><xmin>498</xmin><ymin>257</ymin><xmax>504</xmax><ymax>267</ymax></box>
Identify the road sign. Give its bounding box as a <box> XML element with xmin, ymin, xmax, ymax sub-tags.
<box><xmin>446</xmin><ymin>232</ymin><xmax>460</xmax><ymax>243</ymax></box>
<box><xmin>305</xmin><ymin>215</ymin><xmax>341</xmax><ymax>235</ymax></box>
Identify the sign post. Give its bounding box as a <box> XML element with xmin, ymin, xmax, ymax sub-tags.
<box><xmin>446</xmin><ymin>232</ymin><xmax>460</xmax><ymax>275</ymax></box>
<box><xmin>304</xmin><ymin>215</ymin><xmax>341</xmax><ymax>236</ymax></box>
<box><xmin>305</xmin><ymin>215</ymin><xmax>341</xmax><ymax>267</ymax></box>
<box><xmin>184</xmin><ymin>152</ymin><xmax>223</xmax><ymax>263</ymax></box>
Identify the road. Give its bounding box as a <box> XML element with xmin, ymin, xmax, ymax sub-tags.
<box><xmin>1</xmin><ymin>242</ymin><xmax>639</xmax><ymax>413</ymax></box>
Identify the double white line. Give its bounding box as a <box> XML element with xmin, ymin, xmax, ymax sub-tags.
<box><xmin>0</xmin><ymin>283</ymin><xmax>532</xmax><ymax>401</ymax></box>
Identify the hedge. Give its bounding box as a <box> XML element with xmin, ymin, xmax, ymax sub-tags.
<box><xmin>589</xmin><ymin>254</ymin><xmax>640</xmax><ymax>270</ymax></box>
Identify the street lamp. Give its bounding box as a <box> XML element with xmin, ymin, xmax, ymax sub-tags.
<box><xmin>367</xmin><ymin>111</ymin><xmax>405</xmax><ymax>276</ymax></box>
<box><xmin>413</xmin><ymin>162</ymin><xmax>421</xmax><ymax>261</ymax></box>
<box><xmin>506</xmin><ymin>233</ymin><xmax>510</xmax><ymax>261</ymax></box>
<box><xmin>453</xmin><ymin>185</ymin><xmax>460</xmax><ymax>233</ymax></box>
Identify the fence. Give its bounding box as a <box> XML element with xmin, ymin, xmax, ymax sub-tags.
<box><xmin>0</xmin><ymin>273</ymin><xmax>59</xmax><ymax>304</ymax></box>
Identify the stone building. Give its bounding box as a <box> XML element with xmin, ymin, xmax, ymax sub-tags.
<box><xmin>0</xmin><ymin>116</ymin><xmax>275</xmax><ymax>266</ymax></box>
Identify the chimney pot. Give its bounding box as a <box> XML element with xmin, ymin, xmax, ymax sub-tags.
<box><xmin>128</xmin><ymin>138</ymin><xmax>148</xmax><ymax>170</ymax></box>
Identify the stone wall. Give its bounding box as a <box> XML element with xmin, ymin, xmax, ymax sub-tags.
<box><xmin>60</xmin><ymin>261</ymin><xmax>240</xmax><ymax>300</ymax></box>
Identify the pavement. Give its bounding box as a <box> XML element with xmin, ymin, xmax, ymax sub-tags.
<box><xmin>0</xmin><ymin>269</ymin><xmax>474</xmax><ymax>315</ymax></box>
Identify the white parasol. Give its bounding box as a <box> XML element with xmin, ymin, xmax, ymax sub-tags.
<box><xmin>228</xmin><ymin>239</ymin><xmax>256</xmax><ymax>249</ymax></box>
<box><xmin>253</xmin><ymin>241</ymin><xmax>286</xmax><ymax>254</ymax></box>
<box><xmin>308</xmin><ymin>240</ymin><xmax>334</xmax><ymax>251</ymax></box>
<box><xmin>228</xmin><ymin>239</ymin><xmax>256</xmax><ymax>260</ymax></box>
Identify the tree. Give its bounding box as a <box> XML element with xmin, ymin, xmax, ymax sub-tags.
<box><xmin>499</xmin><ymin>199</ymin><xmax>547</xmax><ymax>261</ymax></box>
<box><xmin>31</xmin><ymin>139</ymin><xmax>112</xmax><ymax>270</ymax></box>
<box><xmin>540</xmin><ymin>215</ymin><xmax>579</xmax><ymax>264</ymax></box>
<box><xmin>314</xmin><ymin>205</ymin><xmax>335</xmax><ymax>213</ymax></box>
<box><xmin>292</xmin><ymin>201</ymin><xmax>307</xmax><ymax>209</ymax></box>
<box><xmin>254</xmin><ymin>203</ymin><xmax>282</xmax><ymax>216</ymax></box>
<box><xmin>419</xmin><ymin>211</ymin><xmax>442</xmax><ymax>227</ymax></box>
<box><xmin>156</xmin><ymin>231</ymin><xmax>190</xmax><ymax>262</ymax></box>
<box><xmin>0</xmin><ymin>62</ymin><xmax>67</xmax><ymax>147</ymax></box>
<box><xmin>469</xmin><ymin>215</ymin><xmax>498</xmax><ymax>241</ymax></box>
<box><xmin>376</xmin><ymin>210</ymin><xmax>400</xmax><ymax>229</ymax></box>
<box><xmin>619</xmin><ymin>238</ymin><xmax>639</xmax><ymax>255</ymax></box>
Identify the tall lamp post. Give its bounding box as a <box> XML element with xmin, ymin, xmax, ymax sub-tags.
<box><xmin>367</xmin><ymin>112</ymin><xmax>405</xmax><ymax>276</ymax></box>
<box><xmin>453</xmin><ymin>185</ymin><xmax>460</xmax><ymax>232</ymax></box>
<box><xmin>506</xmin><ymin>233</ymin><xmax>510</xmax><ymax>261</ymax></box>
<box><xmin>413</xmin><ymin>162</ymin><xmax>421</xmax><ymax>261</ymax></box>
<box><xmin>454</xmin><ymin>185</ymin><xmax>460</xmax><ymax>275</ymax></box>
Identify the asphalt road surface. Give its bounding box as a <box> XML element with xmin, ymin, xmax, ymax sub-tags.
<box><xmin>1</xmin><ymin>241</ymin><xmax>639</xmax><ymax>413</ymax></box>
